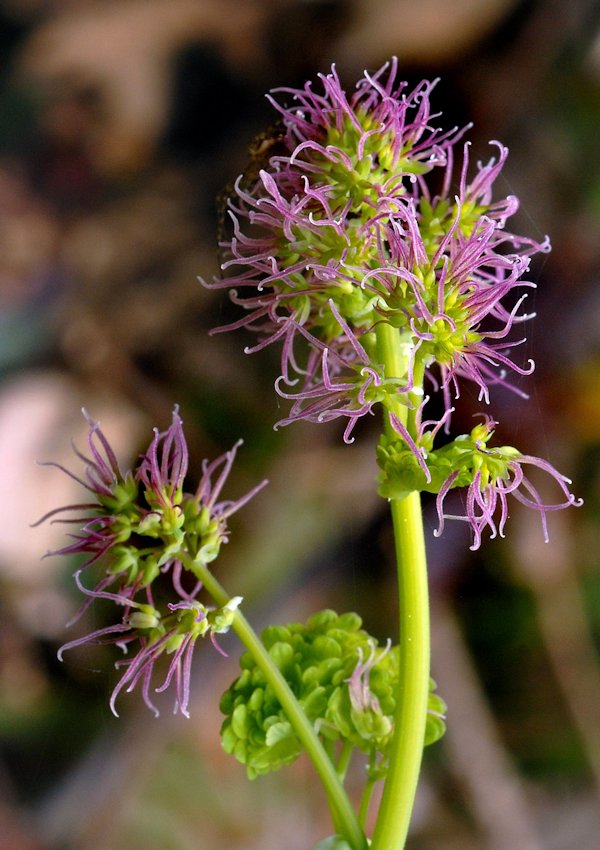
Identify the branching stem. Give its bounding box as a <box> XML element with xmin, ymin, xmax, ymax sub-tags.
<box><xmin>183</xmin><ymin>554</ymin><xmax>368</xmax><ymax>850</ymax></box>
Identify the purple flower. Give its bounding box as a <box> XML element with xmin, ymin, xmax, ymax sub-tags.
<box><xmin>41</xmin><ymin>408</ymin><xmax>266</xmax><ymax>716</ymax></box>
<box><xmin>207</xmin><ymin>59</ymin><xmax>549</xmax><ymax>439</ymax></box>
<box><xmin>57</xmin><ymin>594</ymin><xmax>229</xmax><ymax>718</ymax></box>
<box><xmin>346</xmin><ymin>640</ymin><xmax>391</xmax><ymax>716</ymax></box>
<box><xmin>433</xmin><ymin>419</ymin><xmax>582</xmax><ymax>550</ymax></box>
<box><xmin>136</xmin><ymin>407</ymin><xmax>188</xmax><ymax>508</ymax></box>
<box><xmin>270</xmin><ymin>60</ymin><xmax>463</xmax><ymax>191</ymax></box>
<box><xmin>272</xmin><ymin>301</ymin><xmax>388</xmax><ymax>443</ymax></box>
<box><xmin>36</xmin><ymin>409</ymin><xmax>139</xmax><ymax>574</ymax></box>
<box><xmin>208</xmin><ymin>63</ymin><xmax>465</xmax><ymax>373</ymax></box>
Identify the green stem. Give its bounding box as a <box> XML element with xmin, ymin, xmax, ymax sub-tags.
<box><xmin>358</xmin><ymin>756</ymin><xmax>377</xmax><ymax>830</ymax></box>
<box><xmin>371</xmin><ymin>323</ymin><xmax>431</xmax><ymax>850</ymax></box>
<box><xmin>371</xmin><ymin>492</ymin><xmax>429</xmax><ymax>849</ymax></box>
<box><xmin>336</xmin><ymin>740</ymin><xmax>354</xmax><ymax>781</ymax></box>
<box><xmin>185</xmin><ymin>556</ymin><xmax>368</xmax><ymax>850</ymax></box>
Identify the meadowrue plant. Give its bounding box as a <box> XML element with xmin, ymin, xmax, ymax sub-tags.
<box><xmin>44</xmin><ymin>58</ymin><xmax>581</xmax><ymax>850</ymax></box>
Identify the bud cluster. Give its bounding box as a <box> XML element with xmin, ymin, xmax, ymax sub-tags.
<box><xmin>220</xmin><ymin>609</ymin><xmax>445</xmax><ymax>779</ymax></box>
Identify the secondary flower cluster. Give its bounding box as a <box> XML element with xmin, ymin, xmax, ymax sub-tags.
<box><xmin>209</xmin><ymin>58</ymin><xmax>580</xmax><ymax>546</ymax></box>
<box><xmin>43</xmin><ymin>408</ymin><xmax>265</xmax><ymax>717</ymax></box>
<box><xmin>378</xmin><ymin>416</ymin><xmax>582</xmax><ymax>550</ymax></box>
<box><xmin>220</xmin><ymin>609</ymin><xmax>445</xmax><ymax>780</ymax></box>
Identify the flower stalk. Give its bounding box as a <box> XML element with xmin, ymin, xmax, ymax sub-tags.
<box><xmin>186</xmin><ymin>555</ymin><xmax>368</xmax><ymax>850</ymax></box>
<box><xmin>371</xmin><ymin>491</ymin><xmax>429</xmax><ymax>849</ymax></box>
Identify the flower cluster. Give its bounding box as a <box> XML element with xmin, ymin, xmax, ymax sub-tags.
<box><xmin>211</xmin><ymin>59</ymin><xmax>545</xmax><ymax>424</ymax></box>
<box><xmin>209</xmin><ymin>58</ymin><xmax>580</xmax><ymax>546</ymax></box>
<box><xmin>220</xmin><ymin>609</ymin><xmax>445</xmax><ymax>780</ymax></box>
<box><xmin>42</xmin><ymin>408</ymin><xmax>266</xmax><ymax>717</ymax></box>
<box><xmin>378</xmin><ymin>415</ymin><xmax>582</xmax><ymax>550</ymax></box>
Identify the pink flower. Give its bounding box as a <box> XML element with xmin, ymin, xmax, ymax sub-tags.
<box><xmin>433</xmin><ymin>420</ymin><xmax>582</xmax><ymax>550</ymax></box>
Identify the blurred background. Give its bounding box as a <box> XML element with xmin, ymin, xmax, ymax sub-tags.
<box><xmin>0</xmin><ymin>1</ymin><xmax>599</xmax><ymax>848</ymax></box>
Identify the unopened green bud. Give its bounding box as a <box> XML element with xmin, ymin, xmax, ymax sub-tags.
<box><xmin>425</xmin><ymin>679</ymin><xmax>447</xmax><ymax>746</ymax></box>
<box><xmin>209</xmin><ymin>596</ymin><xmax>243</xmax><ymax>634</ymax></box>
<box><xmin>141</xmin><ymin>555</ymin><xmax>160</xmax><ymax>586</ymax></box>
<box><xmin>193</xmin><ymin>504</ymin><xmax>213</xmax><ymax>535</ymax></box>
<box><xmin>219</xmin><ymin>610</ymin><xmax>445</xmax><ymax>780</ymax></box>
<box><xmin>160</xmin><ymin>504</ymin><xmax>185</xmax><ymax>536</ymax></box>
<box><xmin>165</xmin><ymin>632</ymin><xmax>186</xmax><ymax>653</ymax></box>
<box><xmin>470</xmin><ymin>422</ymin><xmax>493</xmax><ymax>445</ymax></box>
<box><xmin>128</xmin><ymin>604</ymin><xmax>161</xmax><ymax>631</ymax></box>
<box><xmin>136</xmin><ymin>512</ymin><xmax>162</xmax><ymax>537</ymax></box>
<box><xmin>195</xmin><ymin>518</ymin><xmax>223</xmax><ymax>563</ymax></box>
<box><xmin>108</xmin><ymin>545</ymin><xmax>140</xmax><ymax>580</ymax></box>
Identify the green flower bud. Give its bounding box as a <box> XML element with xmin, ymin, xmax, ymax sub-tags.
<box><xmin>425</xmin><ymin>683</ymin><xmax>447</xmax><ymax>746</ymax></box>
<box><xmin>127</xmin><ymin>604</ymin><xmax>161</xmax><ymax>631</ymax></box>
<box><xmin>107</xmin><ymin>544</ymin><xmax>142</xmax><ymax>581</ymax></box>
<box><xmin>140</xmin><ymin>555</ymin><xmax>160</xmax><ymax>586</ymax></box>
<box><xmin>209</xmin><ymin>596</ymin><xmax>242</xmax><ymax>633</ymax></box>
<box><xmin>136</xmin><ymin>512</ymin><xmax>163</xmax><ymax>538</ymax></box>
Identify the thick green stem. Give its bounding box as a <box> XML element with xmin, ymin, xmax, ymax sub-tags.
<box><xmin>371</xmin><ymin>323</ymin><xmax>431</xmax><ymax>850</ymax></box>
<box><xmin>185</xmin><ymin>556</ymin><xmax>368</xmax><ymax>850</ymax></box>
<box><xmin>371</xmin><ymin>491</ymin><xmax>429</xmax><ymax>849</ymax></box>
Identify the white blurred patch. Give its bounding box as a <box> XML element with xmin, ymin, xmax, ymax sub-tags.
<box><xmin>0</xmin><ymin>371</ymin><xmax>143</xmax><ymax>636</ymax></box>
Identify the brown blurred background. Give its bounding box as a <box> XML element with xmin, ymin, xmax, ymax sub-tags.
<box><xmin>0</xmin><ymin>1</ymin><xmax>599</xmax><ymax>848</ymax></box>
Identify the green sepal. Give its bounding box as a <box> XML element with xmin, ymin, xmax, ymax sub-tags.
<box><xmin>97</xmin><ymin>472</ymin><xmax>139</xmax><ymax>513</ymax></box>
<box><xmin>377</xmin><ymin>425</ymin><xmax>525</xmax><ymax>501</ymax></box>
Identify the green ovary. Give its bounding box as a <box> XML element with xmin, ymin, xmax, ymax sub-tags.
<box><xmin>421</xmin><ymin>316</ymin><xmax>481</xmax><ymax>367</ymax></box>
<box><xmin>308</xmin><ymin>111</ymin><xmax>436</xmax><ymax>213</ymax></box>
